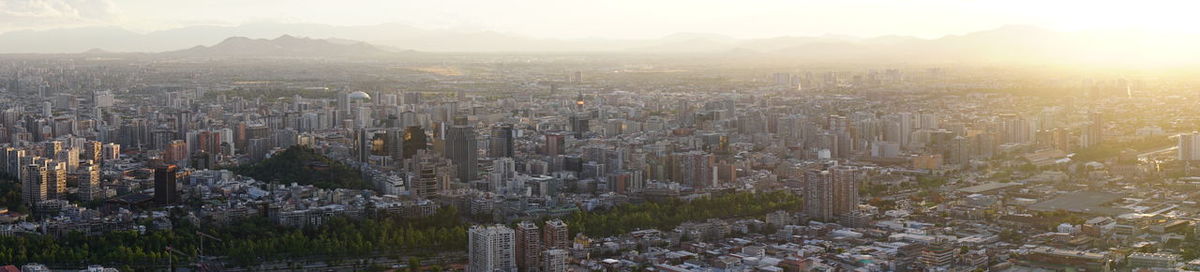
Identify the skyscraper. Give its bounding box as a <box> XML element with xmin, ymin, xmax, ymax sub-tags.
<box><xmin>489</xmin><ymin>124</ymin><xmax>514</xmax><ymax>158</ymax></box>
<box><xmin>568</xmin><ymin>114</ymin><xmax>589</xmax><ymax>138</ymax></box>
<box><xmin>469</xmin><ymin>225</ymin><xmax>517</xmax><ymax>272</ymax></box>
<box><xmin>154</xmin><ymin>164</ymin><xmax>178</xmax><ymax>205</ymax></box>
<box><xmin>403</xmin><ymin>126</ymin><xmax>429</xmax><ymax>159</ymax></box>
<box><xmin>515</xmin><ymin>221</ymin><xmax>543</xmax><ymax>272</ymax></box>
<box><xmin>355</xmin><ymin>128</ymin><xmax>371</xmax><ymax>162</ymax></box>
<box><xmin>445</xmin><ymin>124</ymin><xmax>478</xmax><ymax>182</ymax></box>
<box><xmin>384</xmin><ymin>128</ymin><xmax>404</xmax><ymax>161</ymax></box>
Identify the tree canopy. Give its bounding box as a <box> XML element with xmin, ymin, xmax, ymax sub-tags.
<box><xmin>230</xmin><ymin>146</ymin><xmax>370</xmax><ymax>190</ymax></box>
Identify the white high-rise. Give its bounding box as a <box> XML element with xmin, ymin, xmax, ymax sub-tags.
<box><xmin>469</xmin><ymin>225</ymin><xmax>516</xmax><ymax>272</ymax></box>
<box><xmin>1179</xmin><ymin>132</ymin><xmax>1200</xmax><ymax>161</ymax></box>
<box><xmin>542</xmin><ymin>249</ymin><xmax>568</xmax><ymax>272</ymax></box>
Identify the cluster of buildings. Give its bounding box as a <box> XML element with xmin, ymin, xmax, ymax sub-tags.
<box><xmin>2</xmin><ymin>55</ymin><xmax>1200</xmax><ymax>272</ymax></box>
<box><xmin>468</xmin><ymin>219</ymin><xmax>571</xmax><ymax>272</ymax></box>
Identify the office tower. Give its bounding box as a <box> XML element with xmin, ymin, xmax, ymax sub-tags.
<box><xmin>1180</xmin><ymin>132</ymin><xmax>1200</xmax><ymax>161</ymax></box>
<box><xmin>190</xmin><ymin>151</ymin><xmax>213</xmax><ymax>170</ymax></box>
<box><xmin>469</xmin><ymin>225</ymin><xmax>516</xmax><ymax>272</ymax></box>
<box><xmin>515</xmin><ymin>221</ymin><xmax>542</xmax><ymax>272</ymax></box>
<box><xmin>383</xmin><ymin>128</ymin><xmax>403</xmax><ymax>161</ymax></box>
<box><xmin>154</xmin><ymin>164</ymin><xmax>178</xmax><ymax>205</ymax></box>
<box><xmin>568</xmin><ymin>114</ymin><xmax>589</xmax><ymax>138</ymax></box>
<box><xmin>77</xmin><ymin>162</ymin><xmax>101</xmax><ymax>201</ymax></box>
<box><xmin>542</xmin><ymin>249</ymin><xmax>568</xmax><ymax>272</ymax></box>
<box><xmin>491</xmin><ymin>158</ymin><xmax>517</xmax><ymax>194</ymax></box>
<box><xmin>804</xmin><ymin>165</ymin><xmax>862</xmax><ymax>222</ymax></box>
<box><xmin>402</xmin><ymin>126</ymin><xmax>429</xmax><ymax>159</ymax></box>
<box><xmin>407</xmin><ymin>149</ymin><xmax>455</xmax><ymax>198</ymax></box>
<box><xmin>489</xmin><ymin>124</ymin><xmax>514</xmax><ymax>158</ymax></box>
<box><xmin>445</xmin><ymin>125</ymin><xmax>478</xmax><ymax>182</ymax></box>
<box><xmin>21</xmin><ymin>163</ymin><xmax>47</xmax><ymax>206</ymax></box>
<box><xmin>542</xmin><ymin>219</ymin><xmax>570</xmax><ymax>250</ymax></box>
<box><xmin>355</xmin><ymin>128</ymin><xmax>371</xmax><ymax>162</ymax></box>
<box><xmin>45</xmin><ymin>160</ymin><xmax>66</xmax><ymax>199</ymax></box>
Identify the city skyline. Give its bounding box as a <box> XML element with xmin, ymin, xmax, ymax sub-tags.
<box><xmin>4</xmin><ymin>1</ymin><xmax>1200</xmax><ymax>271</ymax></box>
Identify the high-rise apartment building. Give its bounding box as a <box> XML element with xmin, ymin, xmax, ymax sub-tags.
<box><xmin>469</xmin><ymin>225</ymin><xmax>516</xmax><ymax>272</ymax></box>
<box><xmin>21</xmin><ymin>163</ymin><xmax>47</xmax><ymax>206</ymax></box>
<box><xmin>515</xmin><ymin>221</ymin><xmax>542</xmax><ymax>272</ymax></box>
<box><xmin>1180</xmin><ymin>132</ymin><xmax>1200</xmax><ymax>161</ymax></box>
<box><xmin>804</xmin><ymin>165</ymin><xmax>862</xmax><ymax>222</ymax></box>
<box><xmin>542</xmin><ymin>219</ymin><xmax>570</xmax><ymax>250</ymax></box>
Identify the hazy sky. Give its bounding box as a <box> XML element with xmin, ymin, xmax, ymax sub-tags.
<box><xmin>2</xmin><ymin>0</ymin><xmax>1197</xmax><ymax>39</ymax></box>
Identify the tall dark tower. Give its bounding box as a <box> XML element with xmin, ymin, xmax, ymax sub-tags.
<box><xmin>403</xmin><ymin>126</ymin><xmax>429</xmax><ymax>159</ymax></box>
<box><xmin>489</xmin><ymin>124</ymin><xmax>514</xmax><ymax>158</ymax></box>
<box><xmin>154</xmin><ymin>164</ymin><xmax>179</xmax><ymax>205</ymax></box>
<box><xmin>575</xmin><ymin>90</ymin><xmax>585</xmax><ymax>111</ymax></box>
<box><xmin>569</xmin><ymin>115</ymin><xmax>589</xmax><ymax>138</ymax></box>
<box><xmin>445</xmin><ymin>125</ymin><xmax>477</xmax><ymax>182</ymax></box>
<box><xmin>355</xmin><ymin>128</ymin><xmax>371</xmax><ymax>162</ymax></box>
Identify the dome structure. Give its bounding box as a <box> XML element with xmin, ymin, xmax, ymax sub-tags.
<box><xmin>348</xmin><ymin>91</ymin><xmax>371</xmax><ymax>100</ymax></box>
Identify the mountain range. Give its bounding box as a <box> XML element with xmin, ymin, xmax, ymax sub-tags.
<box><xmin>164</xmin><ymin>35</ymin><xmax>392</xmax><ymax>58</ymax></box>
<box><xmin>2</xmin><ymin>23</ymin><xmax>1197</xmax><ymax>65</ymax></box>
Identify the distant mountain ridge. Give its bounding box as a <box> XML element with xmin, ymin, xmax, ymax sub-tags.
<box><xmin>0</xmin><ymin>23</ymin><xmax>1196</xmax><ymax>65</ymax></box>
<box><xmin>166</xmin><ymin>35</ymin><xmax>390</xmax><ymax>58</ymax></box>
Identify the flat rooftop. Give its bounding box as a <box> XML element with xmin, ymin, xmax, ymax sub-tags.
<box><xmin>958</xmin><ymin>182</ymin><xmax>1021</xmax><ymax>194</ymax></box>
<box><xmin>1027</xmin><ymin>191</ymin><xmax>1130</xmax><ymax>215</ymax></box>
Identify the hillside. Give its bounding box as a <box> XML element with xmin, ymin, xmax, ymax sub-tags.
<box><xmin>230</xmin><ymin>146</ymin><xmax>369</xmax><ymax>190</ymax></box>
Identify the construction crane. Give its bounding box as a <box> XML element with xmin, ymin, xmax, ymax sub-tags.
<box><xmin>195</xmin><ymin>230</ymin><xmax>223</xmax><ymax>258</ymax></box>
<box><xmin>165</xmin><ymin>246</ymin><xmax>215</xmax><ymax>272</ymax></box>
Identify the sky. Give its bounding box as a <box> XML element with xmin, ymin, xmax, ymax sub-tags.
<box><xmin>1</xmin><ymin>0</ymin><xmax>1198</xmax><ymax>39</ymax></box>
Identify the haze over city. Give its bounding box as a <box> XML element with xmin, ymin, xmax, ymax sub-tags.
<box><xmin>3</xmin><ymin>1</ymin><xmax>1200</xmax><ymax>272</ymax></box>
<box><xmin>0</xmin><ymin>0</ymin><xmax>1198</xmax><ymax>68</ymax></box>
